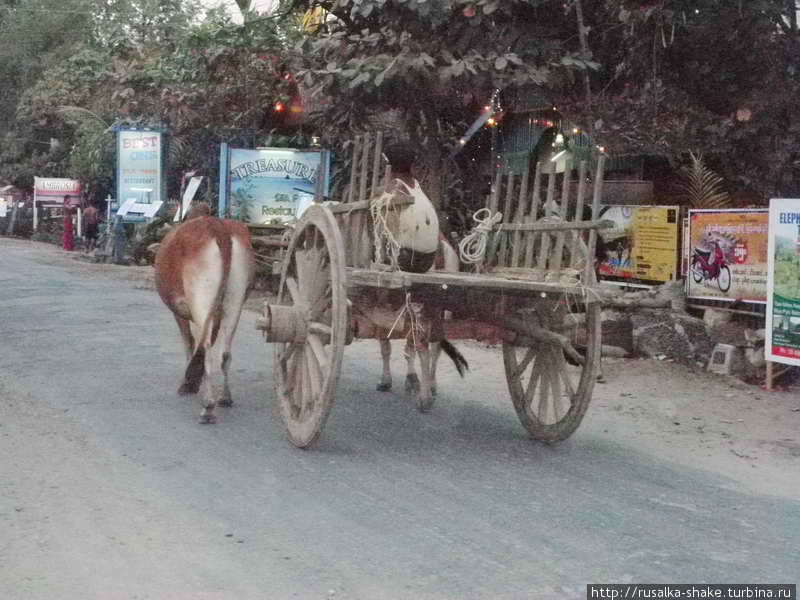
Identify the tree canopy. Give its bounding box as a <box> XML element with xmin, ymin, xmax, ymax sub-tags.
<box><xmin>0</xmin><ymin>0</ymin><xmax>798</xmax><ymax>207</ymax></box>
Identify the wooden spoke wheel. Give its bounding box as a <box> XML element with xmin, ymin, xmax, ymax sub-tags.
<box><xmin>502</xmin><ymin>300</ymin><xmax>600</xmax><ymax>442</ymax></box>
<box><xmin>271</xmin><ymin>205</ymin><xmax>347</xmax><ymax>448</ymax></box>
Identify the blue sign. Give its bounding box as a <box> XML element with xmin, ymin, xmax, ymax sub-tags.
<box><xmin>221</xmin><ymin>147</ymin><xmax>330</xmax><ymax>224</ymax></box>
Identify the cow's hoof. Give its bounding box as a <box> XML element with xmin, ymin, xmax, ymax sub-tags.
<box><xmin>198</xmin><ymin>413</ymin><xmax>217</xmax><ymax>425</ymax></box>
<box><xmin>376</xmin><ymin>382</ymin><xmax>392</xmax><ymax>392</ymax></box>
<box><xmin>405</xmin><ymin>374</ymin><xmax>420</xmax><ymax>395</ymax></box>
<box><xmin>218</xmin><ymin>389</ymin><xmax>233</xmax><ymax>407</ymax></box>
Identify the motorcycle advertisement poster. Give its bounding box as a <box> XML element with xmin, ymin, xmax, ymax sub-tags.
<box><xmin>765</xmin><ymin>199</ymin><xmax>800</xmax><ymax>366</ymax></box>
<box><xmin>686</xmin><ymin>210</ymin><xmax>769</xmax><ymax>303</ymax></box>
<box><xmin>596</xmin><ymin>205</ymin><xmax>680</xmax><ymax>283</ymax></box>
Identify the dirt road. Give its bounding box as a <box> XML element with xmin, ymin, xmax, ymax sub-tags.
<box><xmin>1</xmin><ymin>238</ymin><xmax>798</xmax><ymax>599</ymax></box>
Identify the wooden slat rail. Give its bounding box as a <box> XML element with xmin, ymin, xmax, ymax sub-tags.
<box><xmin>485</xmin><ymin>156</ymin><xmax>607</xmax><ymax>285</ymax></box>
<box><xmin>347</xmin><ymin>267</ymin><xmax>602</xmax><ymax>300</ymax></box>
<box><xmin>331</xmin><ymin>132</ymin><xmax>393</xmax><ymax>269</ymax></box>
<box><xmin>328</xmin><ymin>196</ymin><xmax>414</xmax><ymax>214</ymax></box>
<box><xmin>498</xmin><ymin>219</ymin><xmax>613</xmax><ymax>233</ymax></box>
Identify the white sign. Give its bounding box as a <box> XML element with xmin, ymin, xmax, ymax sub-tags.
<box><xmin>33</xmin><ymin>177</ymin><xmax>81</xmax><ymax>202</ymax></box>
<box><xmin>765</xmin><ymin>198</ymin><xmax>800</xmax><ymax>366</ymax></box>
<box><xmin>0</xmin><ymin>199</ymin><xmax>7</xmax><ymax>218</ymax></box>
<box><xmin>117</xmin><ymin>198</ymin><xmax>164</xmax><ymax>222</ymax></box>
<box><xmin>117</xmin><ymin>129</ymin><xmax>163</xmax><ymax>216</ymax></box>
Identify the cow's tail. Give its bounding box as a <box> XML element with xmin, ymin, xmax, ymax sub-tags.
<box><xmin>182</xmin><ymin>228</ymin><xmax>233</xmax><ymax>391</ymax></box>
<box><xmin>440</xmin><ymin>339</ymin><xmax>469</xmax><ymax>377</ymax></box>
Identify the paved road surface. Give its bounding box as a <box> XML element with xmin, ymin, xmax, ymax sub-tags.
<box><xmin>1</xmin><ymin>240</ymin><xmax>797</xmax><ymax>600</ymax></box>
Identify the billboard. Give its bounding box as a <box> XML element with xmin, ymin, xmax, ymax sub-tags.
<box><xmin>116</xmin><ymin>128</ymin><xmax>164</xmax><ymax>220</ymax></box>
<box><xmin>687</xmin><ymin>210</ymin><xmax>768</xmax><ymax>303</ymax></box>
<box><xmin>225</xmin><ymin>148</ymin><xmax>329</xmax><ymax>225</ymax></box>
<box><xmin>765</xmin><ymin>199</ymin><xmax>800</xmax><ymax>366</ymax></box>
<box><xmin>596</xmin><ymin>205</ymin><xmax>680</xmax><ymax>283</ymax></box>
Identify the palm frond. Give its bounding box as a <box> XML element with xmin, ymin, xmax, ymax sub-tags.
<box><xmin>677</xmin><ymin>151</ymin><xmax>730</xmax><ymax>209</ymax></box>
<box><xmin>56</xmin><ymin>106</ymin><xmax>111</xmax><ymax>130</ymax></box>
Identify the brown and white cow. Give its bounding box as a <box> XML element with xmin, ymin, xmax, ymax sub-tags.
<box><xmin>154</xmin><ymin>204</ymin><xmax>255</xmax><ymax>424</ymax></box>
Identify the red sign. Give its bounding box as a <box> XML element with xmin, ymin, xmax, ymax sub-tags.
<box><xmin>733</xmin><ymin>241</ymin><xmax>749</xmax><ymax>264</ymax></box>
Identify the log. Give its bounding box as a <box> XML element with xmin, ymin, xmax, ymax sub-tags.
<box><xmin>500</xmin><ymin>315</ymin><xmax>585</xmax><ymax>365</ymax></box>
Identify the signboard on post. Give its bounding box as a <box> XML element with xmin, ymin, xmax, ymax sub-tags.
<box><xmin>220</xmin><ymin>147</ymin><xmax>330</xmax><ymax>224</ymax></box>
<box><xmin>116</xmin><ymin>128</ymin><xmax>164</xmax><ymax>222</ymax></box>
<box><xmin>32</xmin><ymin>177</ymin><xmax>82</xmax><ymax>230</ymax></box>
<box><xmin>686</xmin><ymin>209</ymin><xmax>769</xmax><ymax>303</ymax></box>
<box><xmin>765</xmin><ymin>198</ymin><xmax>800</xmax><ymax>366</ymax></box>
<box><xmin>596</xmin><ymin>205</ymin><xmax>680</xmax><ymax>283</ymax></box>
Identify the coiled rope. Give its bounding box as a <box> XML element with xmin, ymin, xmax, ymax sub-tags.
<box><xmin>458</xmin><ymin>208</ymin><xmax>503</xmax><ymax>264</ymax></box>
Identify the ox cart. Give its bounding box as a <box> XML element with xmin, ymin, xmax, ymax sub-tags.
<box><xmin>256</xmin><ymin>133</ymin><xmax>610</xmax><ymax>448</ymax></box>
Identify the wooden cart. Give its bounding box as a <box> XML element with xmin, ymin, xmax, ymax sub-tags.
<box><xmin>256</xmin><ymin>133</ymin><xmax>611</xmax><ymax>448</ymax></box>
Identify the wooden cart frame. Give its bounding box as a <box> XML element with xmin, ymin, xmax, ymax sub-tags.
<box><xmin>256</xmin><ymin>132</ymin><xmax>611</xmax><ymax>448</ymax></box>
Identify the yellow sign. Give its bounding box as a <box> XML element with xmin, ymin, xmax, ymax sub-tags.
<box><xmin>597</xmin><ymin>205</ymin><xmax>680</xmax><ymax>283</ymax></box>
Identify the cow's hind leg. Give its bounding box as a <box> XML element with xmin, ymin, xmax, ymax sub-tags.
<box><xmin>377</xmin><ymin>338</ymin><xmax>393</xmax><ymax>391</ymax></box>
<box><xmin>175</xmin><ymin>316</ymin><xmax>202</xmax><ymax>395</ymax></box>
<box><xmin>218</xmin><ymin>351</ymin><xmax>233</xmax><ymax>407</ymax></box>
<box><xmin>213</xmin><ymin>236</ymin><xmax>252</xmax><ymax>410</ymax></box>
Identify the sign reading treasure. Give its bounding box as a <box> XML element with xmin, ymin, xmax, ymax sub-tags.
<box><xmin>227</xmin><ymin>148</ymin><xmax>329</xmax><ymax>224</ymax></box>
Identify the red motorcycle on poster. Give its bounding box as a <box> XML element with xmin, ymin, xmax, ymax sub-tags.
<box><xmin>691</xmin><ymin>239</ymin><xmax>732</xmax><ymax>292</ymax></box>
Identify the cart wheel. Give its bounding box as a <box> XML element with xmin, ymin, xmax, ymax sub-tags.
<box><xmin>272</xmin><ymin>205</ymin><xmax>347</xmax><ymax>448</ymax></box>
<box><xmin>502</xmin><ymin>301</ymin><xmax>600</xmax><ymax>442</ymax></box>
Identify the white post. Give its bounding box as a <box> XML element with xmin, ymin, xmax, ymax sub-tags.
<box><xmin>77</xmin><ymin>207</ymin><xmax>83</xmax><ymax>238</ymax></box>
<box><xmin>33</xmin><ymin>202</ymin><xmax>38</xmax><ymax>231</ymax></box>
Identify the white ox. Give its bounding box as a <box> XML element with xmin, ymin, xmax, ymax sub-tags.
<box><xmin>371</xmin><ymin>143</ymin><xmax>469</xmax><ymax>407</ymax></box>
<box><xmin>155</xmin><ymin>205</ymin><xmax>255</xmax><ymax>424</ymax></box>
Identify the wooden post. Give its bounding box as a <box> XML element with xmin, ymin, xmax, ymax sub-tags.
<box><xmin>510</xmin><ymin>163</ymin><xmax>531</xmax><ymax>268</ymax></box>
<box><xmin>370</xmin><ymin>131</ymin><xmax>384</xmax><ymax>199</ymax></box>
<box><xmin>345</xmin><ymin>136</ymin><xmax>362</xmax><ymax>266</ymax></box>
<box><xmin>523</xmin><ymin>162</ymin><xmax>542</xmax><ymax>269</ymax></box>
<box><xmin>584</xmin><ymin>154</ymin><xmax>606</xmax><ymax>285</ymax></box>
<box><xmin>549</xmin><ymin>163</ymin><xmax>572</xmax><ymax>278</ymax></box>
<box><xmin>478</xmin><ymin>168</ymin><xmax>504</xmax><ymax>273</ymax></box>
<box><xmin>6</xmin><ymin>198</ymin><xmax>19</xmax><ymax>235</ymax></box>
<box><xmin>766</xmin><ymin>360</ymin><xmax>774</xmax><ymax>391</ymax></box>
<box><xmin>497</xmin><ymin>170</ymin><xmax>515</xmax><ymax>266</ymax></box>
<box><xmin>536</xmin><ymin>162</ymin><xmax>557</xmax><ymax>273</ymax></box>
<box><xmin>314</xmin><ymin>149</ymin><xmax>329</xmax><ymax>203</ymax></box>
<box><xmin>571</xmin><ymin>160</ymin><xmax>588</xmax><ymax>268</ymax></box>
